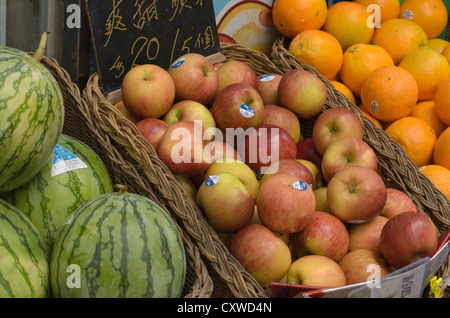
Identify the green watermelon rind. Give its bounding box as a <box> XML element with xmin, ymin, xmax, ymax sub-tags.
<box><xmin>50</xmin><ymin>190</ymin><xmax>187</xmax><ymax>298</ymax></box>
<box><xmin>0</xmin><ymin>46</ymin><xmax>64</xmax><ymax>193</ymax></box>
<box><xmin>0</xmin><ymin>199</ymin><xmax>49</xmax><ymax>298</ymax></box>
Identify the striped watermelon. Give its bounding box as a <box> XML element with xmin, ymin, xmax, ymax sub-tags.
<box><xmin>50</xmin><ymin>187</ymin><xmax>186</xmax><ymax>298</ymax></box>
<box><xmin>1</xmin><ymin>134</ymin><xmax>113</xmax><ymax>253</ymax></box>
<box><xmin>0</xmin><ymin>31</ymin><xmax>64</xmax><ymax>193</ymax></box>
<box><xmin>0</xmin><ymin>199</ymin><xmax>49</xmax><ymax>298</ymax></box>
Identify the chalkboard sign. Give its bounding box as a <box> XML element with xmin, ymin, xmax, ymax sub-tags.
<box><xmin>86</xmin><ymin>0</ymin><xmax>223</xmax><ymax>96</ymax></box>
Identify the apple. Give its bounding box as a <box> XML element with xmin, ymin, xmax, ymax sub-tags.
<box><xmin>162</xmin><ymin>100</ymin><xmax>216</xmax><ymax>139</ymax></box>
<box><xmin>239</xmin><ymin>124</ymin><xmax>297</xmax><ymax>173</ymax></box>
<box><xmin>202</xmin><ymin>160</ymin><xmax>259</xmax><ymax>202</ymax></box>
<box><xmin>173</xmin><ymin>174</ymin><xmax>197</xmax><ymax>200</ymax></box>
<box><xmin>290</xmin><ymin>211</ymin><xmax>350</xmax><ymax>262</ymax></box>
<box><xmin>348</xmin><ymin>215</ymin><xmax>389</xmax><ymax>256</ymax></box>
<box><xmin>338</xmin><ymin>249</ymin><xmax>391</xmax><ymax>285</ymax></box>
<box><xmin>327</xmin><ymin>165</ymin><xmax>387</xmax><ymax>223</ymax></box>
<box><xmin>157</xmin><ymin>120</ymin><xmax>211</xmax><ymax>176</ymax></box>
<box><xmin>211</xmin><ymin>83</ymin><xmax>265</xmax><ymax>131</ymax></box>
<box><xmin>380</xmin><ymin>188</ymin><xmax>418</xmax><ymax>219</ymax></box>
<box><xmin>216</xmin><ymin>60</ymin><xmax>258</xmax><ymax>92</ymax></box>
<box><xmin>296</xmin><ymin>137</ymin><xmax>323</xmax><ymax>170</ymax></box>
<box><xmin>257</xmin><ymin>73</ymin><xmax>282</xmax><ymax>106</ymax></box>
<box><xmin>297</xmin><ymin>159</ymin><xmax>323</xmax><ymax>190</ymax></box>
<box><xmin>168</xmin><ymin>53</ymin><xmax>219</xmax><ymax>105</ymax></box>
<box><xmin>121</xmin><ymin>64</ymin><xmax>175</xmax><ymax>119</ymax></box>
<box><xmin>277</xmin><ymin>69</ymin><xmax>328</xmax><ymax>119</ymax></box>
<box><xmin>312</xmin><ymin>107</ymin><xmax>364</xmax><ymax>155</ymax></box>
<box><xmin>135</xmin><ymin>117</ymin><xmax>168</xmax><ymax>150</ymax></box>
<box><xmin>314</xmin><ymin>187</ymin><xmax>332</xmax><ymax>214</ymax></box>
<box><xmin>260</xmin><ymin>159</ymin><xmax>314</xmax><ymax>189</ymax></box>
<box><xmin>196</xmin><ymin>172</ymin><xmax>254</xmax><ymax>233</ymax></box>
<box><xmin>287</xmin><ymin>255</ymin><xmax>347</xmax><ymax>288</ymax></box>
<box><xmin>380</xmin><ymin>212</ymin><xmax>439</xmax><ymax>269</ymax></box>
<box><xmin>229</xmin><ymin>224</ymin><xmax>292</xmax><ymax>287</ymax></box>
<box><xmin>261</xmin><ymin>104</ymin><xmax>302</xmax><ymax>143</ymax></box>
<box><xmin>256</xmin><ymin>173</ymin><xmax>316</xmax><ymax>233</ymax></box>
<box><xmin>249</xmin><ymin>207</ymin><xmax>291</xmax><ymax>246</ymax></box>
<box><xmin>321</xmin><ymin>137</ymin><xmax>378</xmax><ymax>183</ymax></box>
<box><xmin>113</xmin><ymin>100</ymin><xmax>140</xmax><ymax>124</ymax></box>
<box><xmin>203</xmin><ymin>140</ymin><xmax>242</xmax><ymax>164</ymax></box>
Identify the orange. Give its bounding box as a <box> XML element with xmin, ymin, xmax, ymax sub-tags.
<box><xmin>288</xmin><ymin>30</ymin><xmax>343</xmax><ymax>80</ymax></box>
<box><xmin>322</xmin><ymin>1</ymin><xmax>375</xmax><ymax>51</ymax></box>
<box><xmin>330</xmin><ymin>80</ymin><xmax>356</xmax><ymax>104</ymax></box>
<box><xmin>360</xmin><ymin>110</ymin><xmax>383</xmax><ymax>129</ymax></box>
<box><xmin>428</xmin><ymin>38</ymin><xmax>449</xmax><ymax>54</ymax></box>
<box><xmin>385</xmin><ymin>116</ymin><xmax>437</xmax><ymax>167</ymax></box>
<box><xmin>442</xmin><ymin>43</ymin><xmax>450</xmax><ymax>65</ymax></box>
<box><xmin>354</xmin><ymin>0</ymin><xmax>401</xmax><ymax>23</ymax></box>
<box><xmin>271</xmin><ymin>0</ymin><xmax>328</xmax><ymax>39</ymax></box>
<box><xmin>360</xmin><ymin>65</ymin><xmax>418</xmax><ymax>122</ymax></box>
<box><xmin>339</xmin><ymin>43</ymin><xmax>395</xmax><ymax>96</ymax></box>
<box><xmin>399</xmin><ymin>0</ymin><xmax>448</xmax><ymax>39</ymax></box>
<box><xmin>410</xmin><ymin>101</ymin><xmax>447</xmax><ymax>138</ymax></box>
<box><xmin>434</xmin><ymin>79</ymin><xmax>450</xmax><ymax>126</ymax></box>
<box><xmin>418</xmin><ymin>165</ymin><xmax>450</xmax><ymax>201</ymax></box>
<box><xmin>399</xmin><ymin>46</ymin><xmax>450</xmax><ymax>101</ymax></box>
<box><xmin>372</xmin><ymin>18</ymin><xmax>428</xmax><ymax>65</ymax></box>
<box><xmin>434</xmin><ymin>127</ymin><xmax>450</xmax><ymax>170</ymax></box>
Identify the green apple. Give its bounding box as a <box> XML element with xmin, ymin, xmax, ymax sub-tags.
<box><xmin>314</xmin><ymin>187</ymin><xmax>332</xmax><ymax>214</ymax></box>
<box><xmin>173</xmin><ymin>174</ymin><xmax>197</xmax><ymax>200</ymax></box>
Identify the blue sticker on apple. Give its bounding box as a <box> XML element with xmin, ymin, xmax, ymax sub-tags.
<box><xmin>240</xmin><ymin>104</ymin><xmax>255</xmax><ymax>118</ymax></box>
<box><xmin>205</xmin><ymin>175</ymin><xmax>219</xmax><ymax>187</ymax></box>
<box><xmin>292</xmin><ymin>180</ymin><xmax>308</xmax><ymax>191</ymax></box>
<box><xmin>259</xmin><ymin>74</ymin><xmax>275</xmax><ymax>82</ymax></box>
<box><xmin>171</xmin><ymin>57</ymin><xmax>185</xmax><ymax>68</ymax></box>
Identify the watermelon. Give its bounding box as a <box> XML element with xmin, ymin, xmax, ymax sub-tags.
<box><xmin>0</xmin><ymin>199</ymin><xmax>49</xmax><ymax>298</ymax></box>
<box><xmin>0</xmin><ymin>31</ymin><xmax>64</xmax><ymax>193</ymax></box>
<box><xmin>50</xmin><ymin>186</ymin><xmax>186</xmax><ymax>298</ymax></box>
<box><xmin>1</xmin><ymin>134</ymin><xmax>114</xmax><ymax>253</ymax></box>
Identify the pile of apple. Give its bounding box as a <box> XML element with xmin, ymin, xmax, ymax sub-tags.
<box><xmin>115</xmin><ymin>52</ymin><xmax>440</xmax><ymax>291</ymax></box>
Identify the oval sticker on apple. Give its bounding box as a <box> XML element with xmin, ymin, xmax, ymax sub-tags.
<box><xmin>259</xmin><ymin>74</ymin><xmax>275</xmax><ymax>82</ymax></box>
<box><xmin>240</xmin><ymin>104</ymin><xmax>255</xmax><ymax>118</ymax></box>
<box><xmin>292</xmin><ymin>180</ymin><xmax>308</xmax><ymax>191</ymax></box>
<box><xmin>171</xmin><ymin>57</ymin><xmax>186</xmax><ymax>68</ymax></box>
<box><xmin>205</xmin><ymin>175</ymin><xmax>219</xmax><ymax>187</ymax></box>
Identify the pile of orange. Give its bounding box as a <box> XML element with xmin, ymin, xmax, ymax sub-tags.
<box><xmin>271</xmin><ymin>0</ymin><xmax>450</xmax><ymax>200</ymax></box>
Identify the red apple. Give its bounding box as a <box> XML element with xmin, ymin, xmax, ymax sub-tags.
<box><xmin>287</xmin><ymin>255</ymin><xmax>347</xmax><ymax>288</ymax></box>
<box><xmin>121</xmin><ymin>64</ymin><xmax>175</xmax><ymax>119</ymax></box>
<box><xmin>196</xmin><ymin>172</ymin><xmax>254</xmax><ymax>233</ymax></box>
<box><xmin>239</xmin><ymin>124</ymin><xmax>297</xmax><ymax>173</ymax></box>
<box><xmin>211</xmin><ymin>83</ymin><xmax>265</xmax><ymax>131</ymax></box>
<box><xmin>216</xmin><ymin>60</ymin><xmax>258</xmax><ymax>92</ymax></box>
<box><xmin>296</xmin><ymin>138</ymin><xmax>323</xmax><ymax>171</ymax></box>
<box><xmin>168</xmin><ymin>53</ymin><xmax>219</xmax><ymax>105</ymax></box>
<box><xmin>380</xmin><ymin>212</ymin><xmax>439</xmax><ymax>269</ymax></box>
<box><xmin>257</xmin><ymin>73</ymin><xmax>282</xmax><ymax>106</ymax></box>
<box><xmin>348</xmin><ymin>215</ymin><xmax>389</xmax><ymax>256</ymax></box>
<box><xmin>260</xmin><ymin>159</ymin><xmax>314</xmax><ymax>188</ymax></box>
<box><xmin>135</xmin><ymin>117</ymin><xmax>168</xmax><ymax>150</ymax></box>
<box><xmin>256</xmin><ymin>173</ymin><xmax>316</xmax><ymax>233</ymax></box>
<box><xmin>290</xmin><ymin>211</ymin><xmax>350</xmax><ymax>262</ymax></box>
<box><xmin>229</xmin><ymin>224</ymin><xmax>292</xmax><ymax>288</ymax></box>
<box><xmin>321</xmin><ymin>137</ymin><xmax>378</xmax><ymax>183</ymax></box>
<box><xmin>338</xmin><ymin>249</ymin><xmax>391</xmax><ymax>285</ymax></box>
<box><xmin>203</xmin><ymin>140</ymin><xmax>242</xmax><ymax>164</ymax></box>
<box><xmin>157</xmin><ymin>120</ymin><xmax>211</xmax><ymax>176</ymax></box>
<box><xmin>312</xmin><ymin>107</ymin><xmax>364</xmax><ymax>155</ymax></box>
<box><xmin>262</xmin><ymin>104</ymin><xmax>302</xmax><ymax>143</ymax></box>
<box><xmin>327</xmin><ymin>165</ymin><xmax>387</xmax><ymax>223</ymax></box>
<box><xmin>162</xmin><ymin>100</ymin><xmax>216</xmax><ymax>139</ymax></box>
<box><xmin>297</xmin><ymin>159</ymin><xmax>324</xmax><ymax>190</ymax></box>
<box><xmin>278</xmin><ymin>69</ymin><xmax>328</xmax><ymax>119</ymax></box>
<box><xmin>380</xmin><ymin>188</ymin><xmax>418</xmax><ymax>219</ymax></box>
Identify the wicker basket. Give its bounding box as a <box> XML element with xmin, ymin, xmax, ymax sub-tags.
<box><xmin>38</xmin><ymin>54</ymin><xmax>216</xmax><ymax>298</ymax></box>
<box><xmin>266</xmin><ymin>37</ymin><xmax>450</xmax><ymax>297</ymax></box>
